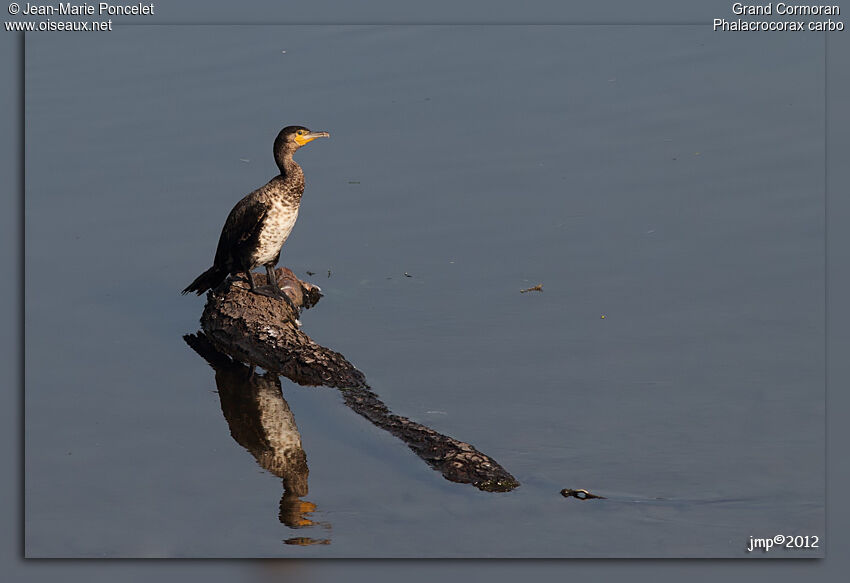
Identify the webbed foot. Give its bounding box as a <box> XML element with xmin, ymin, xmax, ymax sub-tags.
<box><xmin>251</xmin><ymin>285</ymin><xmax>284</xmax><ymax>299</ymax></box>
<box><xmin>250</xmin><ymin>285</ymin><xmax>302</xmax><ymax>326</ymax></box>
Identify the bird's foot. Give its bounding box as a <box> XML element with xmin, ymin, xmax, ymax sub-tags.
<box><xmin>251</xmin><ymin>285</ymin><xmax>284</xmax><ymax>300</ymax></box>
<box><xmin>251</xmin><ymin>285</ymin><xmax>302</xmax><ymax>326</ymax></box>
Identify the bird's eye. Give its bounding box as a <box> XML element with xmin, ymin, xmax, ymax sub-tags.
<box><xmin>297</xmin><ymin>130</ymin><xmax>304</xmax><ymax>135</ymax></box>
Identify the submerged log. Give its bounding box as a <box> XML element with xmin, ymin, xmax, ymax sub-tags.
<box><xmin>191</xmin><ymin>267</ymin><xmax>519</xmax><ymax>493</ymax></box>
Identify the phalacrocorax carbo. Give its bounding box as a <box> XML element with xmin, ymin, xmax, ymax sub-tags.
<box><xmin>182</xmin><ymin>126</ymin><xmax>330</xmax><ymax>306</ymax></box>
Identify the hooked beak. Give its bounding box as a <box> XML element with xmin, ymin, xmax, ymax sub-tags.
<box><xmin>296</xmin><ymin>130</ymin><xmax>330</xmax><ymax>146</ymax></box>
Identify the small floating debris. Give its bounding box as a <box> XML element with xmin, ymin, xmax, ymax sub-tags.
<box><xmin>600</xmin><ymin>314</ymin><xmax>606</xmax><ymax>319</ymax></box>
<box><xmin>561</xmin><ymin>488</ymin><xmax>606</xmax><ymax>500</ymax></box>
<box><xmin>239</xmin><ymin>158</ymin><xmax>250</xmax><ymax>163</ymax></box>
<box><xmin>347</xmin><ymin>180</ymin><xmax>361</xmax><ymax>184</ymax></box>
<box><xmin>327</xmin><ymin>269</ymin><xmax>332</xmax><ymax>278</ymax></box>
<box><xmin>306</xmin><ymin>270</ymin><xmax>315</xmax><ymax>276</ymax></box>
<box><xmin>284</xmin><ymin>537</ymin><xmax>331</xmax><ymax>546</ymax></box>
<box><xmin>404</xmin><ymin>272</ymin><xmax>413</xmax><ymax>278</ymax></box>
<box><xmin>520</xmin><ymin>284</ymin><xmax>543</xmax><ymax>294</ymax></box>
<box><xmin>281</xmin><ymin>50</ymin><xmax>287</xmax><ymax>54</ymax></box>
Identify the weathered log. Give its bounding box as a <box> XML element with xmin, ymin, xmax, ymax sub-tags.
<box><xmin>189</xmin><ymin>267</ymin><xmax>519</xmax><ymax>492</ymax></box>
<box><xmin>341</xmin><ymin>387</ymin><xmax>519</xmax><ymax>492</ymax></box>
<box><xmin>200</xmin><ymin>268</ymin><xmax>367</xmax><ymax>389</ymax></box>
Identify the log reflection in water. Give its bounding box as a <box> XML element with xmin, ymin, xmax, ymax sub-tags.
<box><xmin>184</xmin><ymin>333</ymin><xmax>325</xmax><ymax>534</ymax></box>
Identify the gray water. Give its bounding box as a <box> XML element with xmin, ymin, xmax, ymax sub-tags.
<box><xmin>25</xmin><ymin>26</ymin><xmax>824</xmax><ymax>557</ymax></box>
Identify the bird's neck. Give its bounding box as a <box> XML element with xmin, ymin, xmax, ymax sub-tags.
<box><xmin>276</xmin><ymin>153</ymin><xmax>302</xmax><ymax>180</ymax></box>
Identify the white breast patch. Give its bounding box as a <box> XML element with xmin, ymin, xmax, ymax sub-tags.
<box><xmin>254</xmin><ymin>201</ymin><xmax>299</xmax><ymax>265</ymax></box>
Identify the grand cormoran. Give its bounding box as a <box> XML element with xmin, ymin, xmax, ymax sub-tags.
<box><xmin>182</xmin><ymin>126</ymin><xmax>330</xmax><ymax>304</ymax></box>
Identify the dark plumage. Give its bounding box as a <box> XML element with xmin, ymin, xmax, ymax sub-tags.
<box><xmin>182</xmin><ymin>126</ymin><xmax>329</xmax><ymax>303</ymax></box>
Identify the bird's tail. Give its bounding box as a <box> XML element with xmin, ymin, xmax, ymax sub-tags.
<box><xmin>181</xmin><ymin>265</ymin><xmax>227</xmax><ymax>296</ymax></box>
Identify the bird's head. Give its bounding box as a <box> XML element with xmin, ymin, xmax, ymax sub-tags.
<box><xmin>275</xmin><ymin>126</ymin><xmax>330</xmax><ymax>153</ymax></box>
<box><xmin>273</xmin><ymin>126</ymin><xmax>329</xmax><ymax>171</ymax></box>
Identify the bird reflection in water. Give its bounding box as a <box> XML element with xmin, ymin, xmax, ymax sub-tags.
<box><xmin>184</xmin><ymin>332</ymin><xmax>331</xmax><ymax>546</ymax></box>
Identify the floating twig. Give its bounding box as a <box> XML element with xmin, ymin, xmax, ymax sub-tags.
<box><xmin>284</xmin><ymin>537</ymin><xmax>331</xmax><ymax>546</ymax></box>
<box><xmin>560</xmin><ymin>488</ymin><xmax>606</xmax><ymax>500</ymax></box>
<box><xmin>520</xmin><ymin>284</ymin><xmax>543</xmax><ymax>294</ymax></box>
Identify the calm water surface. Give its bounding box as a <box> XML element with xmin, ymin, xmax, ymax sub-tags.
<box><xmin>25</xmin><ymin>26</ymin><xmax>824</xmax><ymax>557</ymax></box>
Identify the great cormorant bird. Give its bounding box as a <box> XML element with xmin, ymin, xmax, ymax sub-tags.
<box><xmin>182</xmin><ymin>126</ymin><xmax>330</xmax><ymax>305</ymax></box>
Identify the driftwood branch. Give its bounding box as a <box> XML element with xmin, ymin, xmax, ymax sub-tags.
<box><xmin>199</xmin><ymin>268</ymin><xmax>366</xmax><ymax>389</ymax></box>
<box><xmin>342</xmin><ymin>387</ymin><xmax>518</xmax><ymax>492</ymax></box>
<box><xmin>188</xmin><ymin>268</ymin><xmax>519</xmax><ymax>493</ymax></box>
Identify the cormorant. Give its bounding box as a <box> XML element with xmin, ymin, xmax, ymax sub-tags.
<box><xmin>182</xmin><ymin>126</ymin><xmax>330</xmax><ymax>307</ymax></box>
